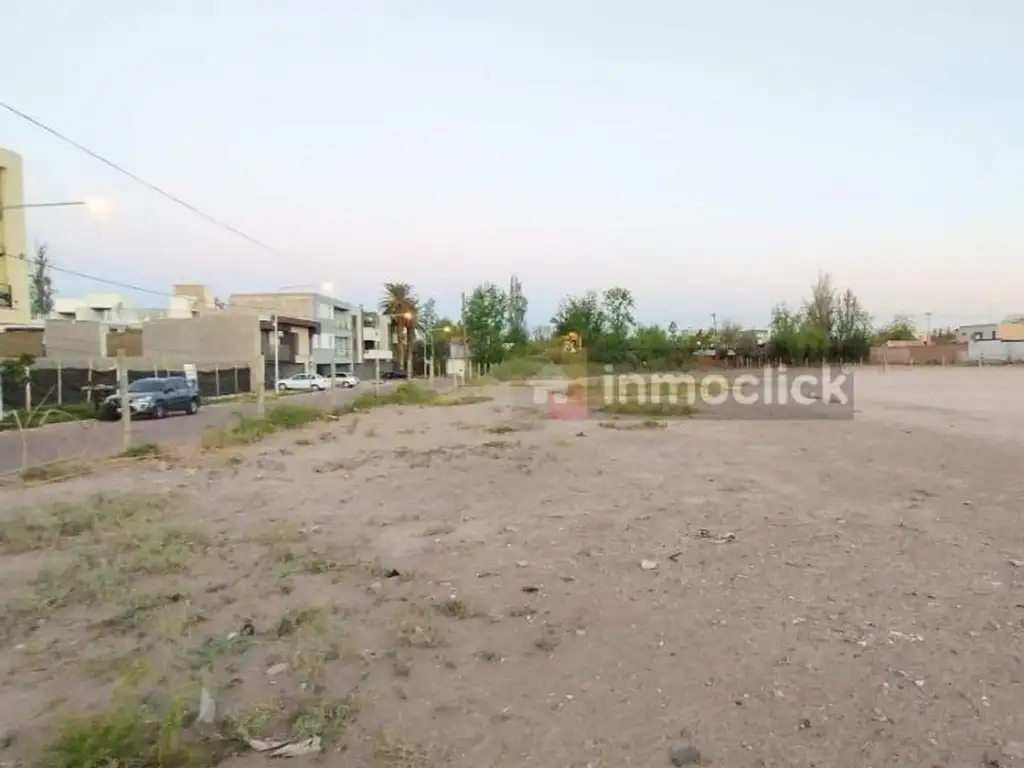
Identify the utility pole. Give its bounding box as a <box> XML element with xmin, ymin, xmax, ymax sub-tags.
<box><xmin>711</xmin><ymin>313</ymin><xmax>718</xmax><ymax>333</ymax></box>
<box><xmin>117</xmin><ymin>350</ymin><xmax>131</xmax><ymax>452</ymax></box>
<box><xmin>374</xmin><ymin>311</ymin><xmax>381</xmax><ymax>398</ymax></box>
<box><xmin>272</xmin><ymin>313</ymin><xmax>280</xmax><ymax>388</ymax></box>
<box><xmin>925</xmin><ymin>312</ymin><xmax>932</xmax><ymax>344</ymax></box>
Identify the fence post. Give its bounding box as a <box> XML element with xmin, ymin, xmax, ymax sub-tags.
<box><xmin>214</xmin><ymin>365</ymin><xmax>221</xmax><ymax>397</ymax></box>
<box><xmin>233</xmin><ymin>366</ymin><xmax>239</xmax><ymax>394</ymax></box>
<box><xmin>153</xmin><ymin>359</ymin><xmax>158</xmax><ymax>377</ymax></box>
<box><xmin>56</xmin><ymin>359</ymin><xmax>63</xmax><ymax>405</ymax></box>
<box><xmin>255</xmin><ymin>355</ymin><xmax>266</xmax><ymax>416</ymax></box>
<box><xmin>118</xmin><ymin>350</ymin><xmax>131</xmax><ymax>452</ymax></box>
<box><xmin>24</xmin><ymin>377</ymin><xmax>32</xmax><ymax>412</ymax></box>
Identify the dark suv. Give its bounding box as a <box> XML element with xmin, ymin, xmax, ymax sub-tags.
<box><xmin>99</xmin><ymin>376</ymin><xmax>201</xmax><ymax>420</ymax></box>
<box><xmin>381</xmin><ymin>369</ymin><xmax>409</xmax><ymax>380</ymax></box>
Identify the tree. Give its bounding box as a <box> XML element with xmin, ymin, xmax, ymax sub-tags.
<box><xmin>600</xmin><ymin>287</ymin><xmax>635</xmax><ymax>362</ymax></box>
<box><xmin>874</xmin><ymin>315</ymin><xmax>918</xmax><ymax>344</ymax></box>
<box><xmin>29</xmin><ymin>243</ymin><xmax>55</xmax><ymax>317</ymax></box>
<box><xmin>802</xmin><ymin>272</ymin><xmax>837</xmax><ymax>339</ymax></box>
<box><xmin>551</xmin><ymin>291</ymin><xmax>605</xmax><ymax>349</ymax></box>
<box><xmin>831</xmin><ymin>288</ymin><xmax>872</xmax><ymax>361</ymax></box>
<box><xmin>462</xmin><ymin>283</ymin><xmax>508</xmax><ymax>365</ymax></box>
<box><xmin>506</xmin><ymin>275</ymin><xmax>529</xmax><ymax>351</ymax></box>
<box><xmin>767</xmin><ymin>304</ymin><xmax>804</xmax><ymax>363</ymax></box>
<box><xmin>380</xmin><ymin>282</ymin><xmax>417</xmax><ymax>373</ymax></box>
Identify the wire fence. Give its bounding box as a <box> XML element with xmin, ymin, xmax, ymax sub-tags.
<box><xmin>1</xmin><ymin>359</ymin><xmax>253</xmax><ymax>412</ymax></box>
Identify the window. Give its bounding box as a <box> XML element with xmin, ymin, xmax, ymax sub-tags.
<box><xmin>312</xmin><ymin>334</ymin><xmax>320</xmax><ymax>349</ymax></box>
<box><xmin>991</xmin><ymin>331</ymin><xmax>998</xmax><ymax>340</ymax></box>
<box><xmin>317</xmin><ymin>303</ymin><xmax>332</xmax><ymax>320</ymax></box>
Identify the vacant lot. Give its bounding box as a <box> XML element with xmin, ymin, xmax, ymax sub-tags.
<box><xmin>2</xmin><ymin>370</ymin><xmax>1023</xmax><ymax>767</ymax></box>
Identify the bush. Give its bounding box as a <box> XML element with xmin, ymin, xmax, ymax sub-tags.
<box><xmin>490</xmin><ymin>356</ymin><xmax>552</xmax><ymax>381</ymax></box>
<box><xmin>339</xmin><ymin>383</ymin><xmax>437</xmax><ymax>413</ymax></box>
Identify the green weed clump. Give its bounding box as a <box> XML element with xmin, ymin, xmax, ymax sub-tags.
<box><xmin>201</xmin><ymin>404</ymin><xmax>325</xmax><ymax>448</ymax></box>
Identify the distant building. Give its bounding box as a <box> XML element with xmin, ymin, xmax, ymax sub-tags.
<box><xmin>228</xmin><ymin>291</ymin><xmax>393</xmax><ymax>378</ymax></box>
<box><xmin>956</xmin><ymin>322</ymin><xmax>1024</xmax><ymax>343</ymax></box>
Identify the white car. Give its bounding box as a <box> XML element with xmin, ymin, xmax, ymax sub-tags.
<box><xmin>276</xmin><ymin>373</ymin><xmax>332</xmax><ymax>392</ymax></box>
<box><xmin>333</xmin><ymin>373</ymin><xmax>360</xmax><ymax>389</ymax></box>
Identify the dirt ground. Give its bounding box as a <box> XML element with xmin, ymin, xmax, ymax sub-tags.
<box><xmin>2</xmin><ymin>369</ymin><xmax>1024</xmax><ymax>767</ymax></box>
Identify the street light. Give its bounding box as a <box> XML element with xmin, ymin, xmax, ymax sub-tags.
<box><xmin>0</xmin><ymin>198</ymin><xmax>108</xmax><ymax>319</ymax></box>
<box><xmin>0</xmin><ymin>198</ymin><xmax>109</xmax><ymax>213</ymax></box>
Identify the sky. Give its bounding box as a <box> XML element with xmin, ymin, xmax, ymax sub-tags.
<box><xmin>2</xmin><ymin>0</ymin><xmax>1022</xmax><ymax>331</ymax></box>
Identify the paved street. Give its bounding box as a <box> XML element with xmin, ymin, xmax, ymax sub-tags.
<box><xmin>0</xmin><ymin>383</ymin><xmax>397</xmax><ymax>475</ymax></box>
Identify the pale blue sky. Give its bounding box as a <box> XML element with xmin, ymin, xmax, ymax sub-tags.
<box><xmin>2</xmin><ymin>1</ymin><xmax>1021</xmax><ymax>330</ymax></box>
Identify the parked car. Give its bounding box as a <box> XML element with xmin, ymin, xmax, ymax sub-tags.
<box><xmin>276</xmin><ymin>373</ymin><xmax>332</xmax><ymax>392</ymax></box>
<box><xmin>99</xmin><ymin>376</ymin><xmax>200</xmax><ymax>420</ymax></box>
<box><xmin>333</xmin><ymin>373</ymin><xmax>360</xmax><ymax>388</ymax></box>
<box><xmin>381</xmin><ymin>369</ymin><xmax>409</xmax><ymax>380</ymax></box>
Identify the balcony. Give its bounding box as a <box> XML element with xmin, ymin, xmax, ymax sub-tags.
<box><xmin>363</xmin><ymin>348</ymin><xmax>393</xmax><ymax>361</ymax></box>
<box><xmin>362</xmin><ymin>326</ymin><xmax>380</xmax><ymax>342</ymax></box>
<box><xmin>262</xmin><ymin>344</ymin><xmax>296</xmax><ymax>363</ymax></box>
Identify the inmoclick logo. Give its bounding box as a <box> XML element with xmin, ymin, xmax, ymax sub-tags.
<box><xmin>528</xmin><ymin>365</ymin><xmax>855</xmax><ymax>420</ymax></box>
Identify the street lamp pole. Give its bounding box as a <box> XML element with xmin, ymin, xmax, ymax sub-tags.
<box><xmin>427</xmin><ymin>326</ymin><xmax>434</xmax><ymax>381</ymax></box>
<box><xmin>272</xmin><ymin>313</ymin><xmax>280</xmax><ymax>389</ymax></box>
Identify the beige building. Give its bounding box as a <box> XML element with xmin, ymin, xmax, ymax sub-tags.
<box><xmin>229</xmin><ymin>291</ymin><xmax>394</xmax><ymax>377</ymax></box>
<box><xmin>956</xmin><ymin>322</ymin><xmax>1024</xmax><ymax>343</ymax></box>
<box><xmin>0</xmin><ymin>148</ymin><xmax>29</xmax><ymax>325</ymax></box>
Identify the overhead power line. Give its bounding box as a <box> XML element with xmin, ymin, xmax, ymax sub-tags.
<box><xmin>0</xmin><ymin>101</ymin><xmax>285</xmax><ymax>255</ymax></box>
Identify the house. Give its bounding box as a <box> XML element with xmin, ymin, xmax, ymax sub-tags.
<box><xmin>229</xmin><ymin>291</ymin><xmax>393</xmax><ymax>379</ymax></box>
<box><xmin>956</xmin><ymin>322</ymin><xmax>1024</xmax><ymax>343</ymax></box>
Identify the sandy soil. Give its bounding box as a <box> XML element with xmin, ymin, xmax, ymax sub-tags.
<box><xmin>2</xmin><ymin>370</ymin><xmax>1024</xmax><ymax>767</ymax></box>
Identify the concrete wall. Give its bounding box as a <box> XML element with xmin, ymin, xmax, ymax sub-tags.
<box><xmin>106</xmin><ymin>329</ymin><xmax>143</xmax><ymax>357</ymax></box>
<box><xmin>0</xmin><ymin>327</ymin><xmax>44</xmax><ymax>358</ymax></box>
<box><xmin>0</xmin><ymin>148</ymin><xmax>29</xmax><ymax>324</ymax></box>
<box><xmin>142</xmin><ymin>314</ymin><xmax>261</xmax><ymax>363</ymax></box>
<box><xmin>230</xmin><ymin>293</ymin><xmax>315</xmax><ymax>320</ymax></box>
<box><xmin>869</xmin><ymin>343</ymin><xmax>967</xmax><ymax>365</ymax></box>
<box><xmin>44</xmin><ymin>319</ymin><xmax>107</xmax><ymax>357</ymax></box>
<box><xmin>968</xmin><ymin>339</ymin><xmax>1024</xmax><ymax>363</ymax></box>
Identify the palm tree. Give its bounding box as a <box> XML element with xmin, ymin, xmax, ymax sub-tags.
<box><xmin>380</xmin><ymin>282</ymin><xmax>418</xmax><ymax>373</ymax></box>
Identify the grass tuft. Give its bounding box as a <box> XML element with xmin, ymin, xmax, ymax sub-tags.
<box><xmin>117</xmin><ymin>442</ymin><xmax>163</xmax><ymax>459</ymax></box>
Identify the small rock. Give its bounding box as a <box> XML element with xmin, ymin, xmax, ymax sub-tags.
<box><xmin>669</xmin><ymin>744</ymin><xmax>701</xmax><ymax>766</ymax></box>
<box><xmin>641</xmin><ymin>559</ymin><xmax>659</xmax><ymax>571</ymax></box>
<box><xmin>515</xmin><ymin>561</ymin><xmax>529</xmax><ymax>568</ymax></box>
<box><xmin>197</xmin><ymin>687</ymin><xmax>216</xmax><ymax>724</ymax></box>
<box><xmin>1010</xmin><ymin>559</ymin><xmax>1024</xmax><ymax>569</ymax></box>
<box><xmin>240</xmin><ymin>620</ymin><xmax>256</xmax><ymax>636</ymax></box>
<box><xmin>799</xmin><ymin>718</ymin><xmax>811</xmax><ymax>730</ymax></box>
<box><xmin>266</xmin><ymin>663</ymin><xmax>289</xmax><ymax>676</ymax></box>
<box><xmin>522</xmin><ymin>586</ymin><xmax>540</xmax><ymax>594</ymax></box>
